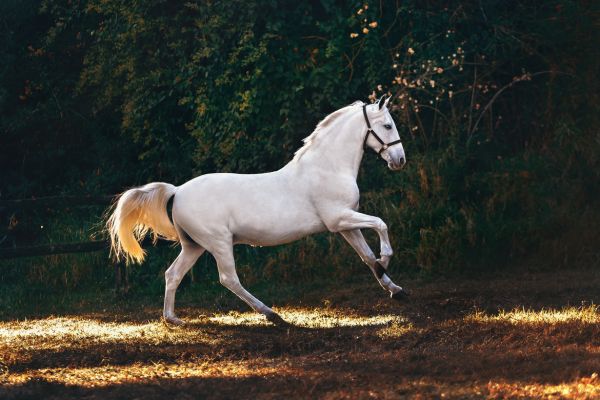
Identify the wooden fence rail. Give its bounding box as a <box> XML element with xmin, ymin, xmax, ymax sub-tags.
<box><xmin>0</xmin><ymin>238</ymin><xmax>173</xmax><ymax>260</ymax></box>
<box><xmin>0</xmin><ymin>195</ymin><xmax>115</xmax><ymax>212</ymax></box>
<box><xmin>0</xmin><ymin>240</ymin><xmax>108</xmax><ymax>259</ymax></box>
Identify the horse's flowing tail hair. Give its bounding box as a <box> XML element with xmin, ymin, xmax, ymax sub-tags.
<box><xmin>106</xmin><ymin>182</ymin><xmax>178</xmax><ymax>264</ymax></box>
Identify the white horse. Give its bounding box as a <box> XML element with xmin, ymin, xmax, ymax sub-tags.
<box><xmin>107</xmin><ymin>96</ymin><xmax>408</xmax><ymax>325</ymax></box>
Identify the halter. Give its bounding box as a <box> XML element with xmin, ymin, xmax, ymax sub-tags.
<box><xmin>362</xmin><ymin>104</ymin><xmax>402</xmax><ymax>156</ymax></box>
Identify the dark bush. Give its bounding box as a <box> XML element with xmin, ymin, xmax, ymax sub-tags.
<box><xmin>1</xmin><ymin>1</ymin><xmax>598</xmax><ymax>291</ymax></box>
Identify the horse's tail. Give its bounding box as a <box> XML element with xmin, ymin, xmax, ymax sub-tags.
<box><xmin>106</xmin><ymin>182</ymin><xmax>178</xmax><ymax>264</ymax></box>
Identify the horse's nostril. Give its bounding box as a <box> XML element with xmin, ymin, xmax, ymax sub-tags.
<box><xmin>400</xmin><ymin>157</ymin><xmax>406</xmax><ymax>166</ymax></box>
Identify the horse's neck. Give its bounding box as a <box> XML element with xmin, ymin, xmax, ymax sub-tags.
<box><xmin>292</xmin><ymin>112</ymin><xmax>365</xmax><ymax>179</ymax></box>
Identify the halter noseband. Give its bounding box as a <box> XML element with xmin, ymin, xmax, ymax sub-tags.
<box><xmin>362</xmin><ymin>104</ymin><xmax>402</xmax><ymax>156</ymax></box>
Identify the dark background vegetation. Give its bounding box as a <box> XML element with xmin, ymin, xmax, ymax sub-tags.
<box><xmin>1</xmin><ymin>0</ymin><xmax>599</xmax><ymax>313</ymax></box>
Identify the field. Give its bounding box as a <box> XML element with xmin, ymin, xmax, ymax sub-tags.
<box><xmin>1</xmin><ymin>268</ymin><xmax>599</xmax><ymax>399</ymax></box>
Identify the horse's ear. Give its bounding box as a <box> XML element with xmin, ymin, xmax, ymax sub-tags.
<box><xmin>383</xmin><ymin>95</ymin><xmax>392</xmax><ymax>109</ymax></box>
<box><xmin>377</xmin><ymin>95</ymin><xmax>386</xmax><ymax>110</ymax></box>
<box><xmin>378</xmin><ymin>94</ymin><xmax>390</xmax><ymax>110</ymax></box>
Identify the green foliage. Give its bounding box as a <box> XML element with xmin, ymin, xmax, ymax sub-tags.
<box><xmin>1</xmin><ymin>0</ymin><xmax>599</xmax><ymax>298</ymax></box>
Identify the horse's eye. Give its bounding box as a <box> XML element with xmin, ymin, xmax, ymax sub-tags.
<box><xmin>384</xmin><ymin>124</ymin><xmax>392</xmax><ymax>130</ymax></box>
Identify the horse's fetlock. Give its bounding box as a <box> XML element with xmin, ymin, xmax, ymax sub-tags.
<box><xmin>381</xmin><ymin>248</ymin><xmax>393</xmax><ymax>257</ymax></box>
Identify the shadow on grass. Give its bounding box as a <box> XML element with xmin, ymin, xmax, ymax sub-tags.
<box><xmin>2</xmin><ymin>374</ymin><xmax>322</xmax><ymax>400</ymax></box>
<box><xmin>2</xmin><ymin>310</ymin><xmax>598</xmax><ymax>374</ymax></box>
<box><xmin>1</xmin><ymin>332</ymin><xmax>598</xmax><ymax>400</ymax></box>
<box><xmin>1</xmin><ymin>269</ymin><xmax>599</xmax><ymax>399</ymax></box>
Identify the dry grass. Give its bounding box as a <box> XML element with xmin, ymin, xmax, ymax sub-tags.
<box><xmin>1</xmin><ymin>269</ymin><xmax>599</xmax><ymax>399</ymax></box>
<box><xmin>466</xmin><ymin>305</ymin><xmax>600</xmax><ymax>325</ymax></box>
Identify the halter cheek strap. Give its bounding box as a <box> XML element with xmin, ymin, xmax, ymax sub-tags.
<box><xmin>362</xmin><ymin>104</ymin><xmax>402</xmax><ymax>155</ymax></box>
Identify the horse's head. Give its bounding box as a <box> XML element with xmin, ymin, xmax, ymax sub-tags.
<box><xmin>363</xmin><ymin>96</ymin><xmax>406</xmax><ymax>171</ymax></box>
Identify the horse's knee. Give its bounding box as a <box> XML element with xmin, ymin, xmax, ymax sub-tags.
<box><xmin>376</xmin><ymin>218</ymin><xmax>387</xmax><ymax>232</ymax></box>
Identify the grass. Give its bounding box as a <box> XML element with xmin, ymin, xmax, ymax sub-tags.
<box><xmin>466</xmin><ymin>305</ymin><xmax>600</xmax><ymax>325</ymax></box>
<box><xmin>0</xmin><ymin>268</ymin><xmax>599</xmax><ymax>399</ymax></box>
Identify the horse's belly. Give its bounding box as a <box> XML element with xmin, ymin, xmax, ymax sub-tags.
<box><xmin>232</xmin><ymin>214</ymin><xmax>327</xmax><ymax>246</ymax></box>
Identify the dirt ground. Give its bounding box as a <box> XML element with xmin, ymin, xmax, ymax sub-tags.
<box><xmin>1</xmin><ymin>268</ymin><xmax>599</xmax><ymax>399</ymax></box>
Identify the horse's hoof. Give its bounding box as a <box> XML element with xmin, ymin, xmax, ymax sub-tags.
<box><xmin>265</xmin><ymin>312</ymin><xmax>288</xmax><ymax>326</ymax></box>
<box><xmin>391</xmin><ymin>288</ymin><xmax>410</xmax><ymax>301</ymax></box>
<box><xmin>163</xmin><ymin>316</ymin><xmax>185</xmax><ymax>326</ymax></box>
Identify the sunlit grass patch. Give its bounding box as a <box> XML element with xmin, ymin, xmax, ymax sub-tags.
<box><xmin>376</xmin><ymin>321</ymin><xmax>419</xmax><ymax>338</ymax></box>
<box><xmin>487</xmin><ymin>374</ymin><xmax>600</xmax><ymax>399</ymax></box>
<box><xmin>465</xmin><ymin>305</ymin><xmax>599</xmax><ymax>325</ymax></box>
<box><xmin>0</xmin><ymin>317</ymin><xmax>162</xmax><ymax>342</ymax></box>
<box><xmin>0</xmin><ymin>316</ymin><xmax>217</xmax><ymax>351</ymax></box>
<box><xmin>3</xmin><ymin>359</ymin><xmax>285</xmax><ymax>388</ymax></box>
<box><xmin>0</xmin><ymin>307</ymin><xmax>405</xmax><ymax>353</ymax></box>
<box><xmin>206</xmin><ymin>308</ymin><xmax>404</xmax><ymax>328</ymax></box>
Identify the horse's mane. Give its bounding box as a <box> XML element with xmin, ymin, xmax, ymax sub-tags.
<box><xmin>293</xmin><ymin>101</ymin><xmax>364</xmax><ymax>161</ymax></box>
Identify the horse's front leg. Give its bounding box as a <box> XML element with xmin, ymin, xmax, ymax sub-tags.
<box><xmin>330</xmin><ymin>210</ymin><xmax>393</xmax><ymax>265</ymax></box>
<box><xmin>339</xmin><ymin>229</ymin><xmax>407</xmax><ymax>300</ymax></box>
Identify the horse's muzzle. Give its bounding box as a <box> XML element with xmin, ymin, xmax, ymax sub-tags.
<box><xmin>388</xmin><ymin>157</ymin><xmax>406</xmax><ymax>170</ymax></box>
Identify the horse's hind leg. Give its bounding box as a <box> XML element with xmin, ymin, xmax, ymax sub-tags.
<box><xmin>210</xmin><ymin>239</ymin><xmax>284</xmax><ymax>324</ymax></box>
<box><xmin>163</xmin><ymin>243</ymin><xmax>205</xmax><ymax>325</ymax></box>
